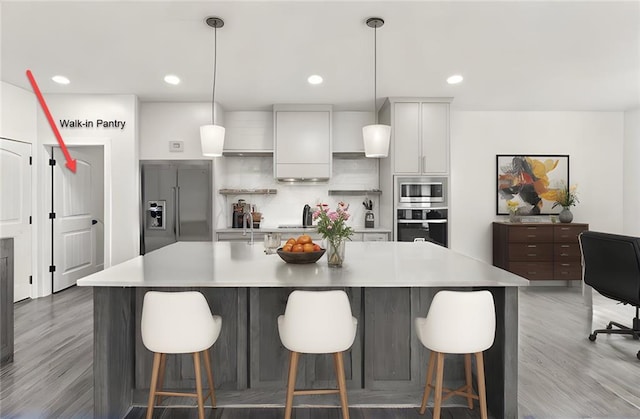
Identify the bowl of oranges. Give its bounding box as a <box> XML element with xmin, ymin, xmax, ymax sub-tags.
<box><xmin>276</xmin><ymin>235</ymin><xmax>325</xmax><ymax>264</ymax></box>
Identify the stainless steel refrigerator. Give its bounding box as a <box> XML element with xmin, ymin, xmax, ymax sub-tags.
<box><xmin>140</xmin><ymin>160</ymin><xmax>212</xmax><ymax>254</ymax></box>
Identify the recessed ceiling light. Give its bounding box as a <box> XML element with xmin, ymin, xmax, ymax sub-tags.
<box><xmin>447</xmin><ymin>74</ymin><xmax>463</xmax><ymax>85</ymax></box>
<box><xmin>307</xmin><ymin>75</ymin><xmax>323</xmax><ymax>85</ymax></box>
<box><xmin>52</xmin><ymin>75</ymin><xmax>70</xmax><ymax>85</ymax></box>
<box><xmin>164</xmin><ymin>74</ymin><xmax>181</xmax><ymax>85</ymax></box>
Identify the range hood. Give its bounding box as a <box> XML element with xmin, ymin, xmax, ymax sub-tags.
<box><xmin>273</xmin><ymin>104</ymin><xmax>332</xmax><ymax>181</ymax></box>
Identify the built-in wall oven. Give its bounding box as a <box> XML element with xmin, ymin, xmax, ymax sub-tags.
<box><xmin>395</xmin><ymin>176</ymin><xmax>448</xmax><ymax>247</ymax></box>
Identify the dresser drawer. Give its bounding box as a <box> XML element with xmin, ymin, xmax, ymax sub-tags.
<box><xmin>554</xmin><ymin>243</ymin><xmax>581</xmax><ymax>260</ymax></box>
<box><xmin>508</xmin><ymin>226</ymin><xmax>553</xmax><ymax>242</ymax></box>
<box><xmin>554</xmin><ymin>262</ymin><xmax>583</xmax><ymax>280</ymax></box>
<box><xmin>554</xmin><ymin>225</ymin><xmax>588</xmax><ymax>242</ymax></box>
<box><xmin>508</xmin><ymin>243</ymin><xmax>553</xmax><ymax>261</ymax></box>
<box><xmin>509</xmin><ymin>262</ymin><xmax>554</xmax><ymax>280</ymax></box>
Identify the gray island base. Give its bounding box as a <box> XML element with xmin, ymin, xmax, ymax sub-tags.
<box><xmin>79</xmin><ymin>241</ymin><xmax>527</xmax><ymax>419</ymax></box>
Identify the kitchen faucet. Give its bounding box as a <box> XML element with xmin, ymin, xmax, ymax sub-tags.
<box><xmin>242</xmin><ymin>211</ymin><xmax>254</xmax><ymax>245</ymax></box>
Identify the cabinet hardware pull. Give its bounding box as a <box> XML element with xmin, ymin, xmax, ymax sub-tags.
<box><xmin>527</xmin><ymin>253</ymin><xmax>537</xmax><ymax>257</ymax></box>
<box><xmin>527</xmin><ymin>227</ymin><xmax>537</xmax><ymax>230</ymax></box>
<box><xmin>561</xmin><ymin>263</ymin><xmax>570</xmax><ymax>266</ymax></box>
<box><xmin>528</xmin><ymin>271</ymin><xmax>537</xmax><ymax>274</ymax></box>
<box><xmin>527</xmin><ymin>245</ymin><xmax>537</xmax><ymax>248</ymax></box>
<box><xmin>560</xmin><ymin>253</ymin><xmax>569</xmax><ymax>257</ymax></box>
<box><xmin>561</xmin><ymin>227</ymin><xmax>569</xmax><ymax>230</ymax></box>
<box><xmin>527</xmin><ymin>235</ymin><xmax>536</xmax><ymax>238</ymax></box>
<box><xmin>561</xmin><ymin>245</ymin><xmax>570</xmax><ymax>248</ymax></box>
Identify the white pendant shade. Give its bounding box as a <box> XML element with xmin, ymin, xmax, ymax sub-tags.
<box><xmin>200</xmin><ymin>124</ymin><xmax>226</xmax><ymax>157</ymax></box>
<box><xmin>363</xmin><ymin>124</ymin><xmax>391</xmax><ymax>158</ymax></box>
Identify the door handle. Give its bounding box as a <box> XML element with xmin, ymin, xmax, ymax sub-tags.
<box><xmin>175</xmin><ymin>186</ymin><xmax>181</xmax><ymax>238</ymax></box>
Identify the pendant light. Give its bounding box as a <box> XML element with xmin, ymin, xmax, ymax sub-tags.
<box><xmin>363</xmin><ymin>17</ymin><xmax>391</xmax><ymax>158</ymax></box>
<box><xmin>201</xmin><ymin>17</ymin><xmax>225</xmax><ymax>157</ymax></box>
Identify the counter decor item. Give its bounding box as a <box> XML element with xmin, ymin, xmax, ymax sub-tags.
<box><xmin>276</xmin><ymin>247</ymin><xmax>326</xmax><ymax>264</ymax></box>
<box><xmin>314</xmin><ymin>202</ymin><xmax>354</xmax><ymax>267</ymax></box>
<box><xmin>506</xmin><ymin>200</ymin><xmax>521</xmax><ymax>223</ymax></box>
<box><xmin>552</xmin><ymin>182</ymin><xmax>579</xmax><ymax>223</ymax></box>
<box><xmin>276</xmin><ymin>235</ymin><xmax>325</xmax><ymax>264</ymax></box>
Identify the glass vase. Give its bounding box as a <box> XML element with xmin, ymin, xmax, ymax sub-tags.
<box><xmin>326</xmin><ymin>239</ymin><xmax>345</xmax><ymax>268</ymax></box>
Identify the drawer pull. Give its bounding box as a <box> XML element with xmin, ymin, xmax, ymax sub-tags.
<box><xmin>560</xmin><ymin>253</ymin><xmax>569</xmax><ymax>257</ymax></box>
<box><xmin>527</xmin><ymin>245</ymin><xmax>537</xmax><ymax>248</ymax></box>
<box><xmin>560</xmin><ymin>227</ymin><xmax>570</xmax><ymax>230</ymax></box>
<box><xmin>528</xmin><ymin>271</ymin><xmax>537</xmax><ymax>274</ymax></box>
<box><xmin>561</xmin><ymin>245</ymin><xmax>570</xmax><ymax>248</ymax></box>
<box><xmin>527</xmin><ymin>253</ymin><xmax>537</xmax><ymax>257</ymax></box>
<box><xmin>561</xmin><ymin>263</ymin><xmax>570</xmax><ymax>266</ymax></box>
<box><xmin>527</xmin><ymin>227</ymin><xmax>537</xmax><ymax>230</ymax></box>
<box><xmin>527</xmin><ymin>235</ymin><xmax>537</xmax><ymax>238</ymax></box>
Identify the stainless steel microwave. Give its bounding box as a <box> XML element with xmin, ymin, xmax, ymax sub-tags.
<box><xmin>397</xmin><ymin>177</ymin><xmax>447</xmax><ymax>204</ymax></box>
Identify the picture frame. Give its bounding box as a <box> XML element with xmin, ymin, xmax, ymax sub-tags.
<box><xmin>496</xmin><ymin>154</ymin><xmax>569</xmax><ymax>215</ymax></box>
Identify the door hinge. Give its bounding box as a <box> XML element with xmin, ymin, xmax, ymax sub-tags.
<box><xmin>49</xmin><ymin>159</ymin><xmax>56</xmax><ymax>166</ymax></box>
<box><xmin>49</xmin><ymin>212</ymin><xmax>56</xmax><ymax>219</ymax></box>
<box><xmin>29</xmin><ymin>215</ymin><xmax>32</xmax><ymax>224</ymax></box>
<box><xmin>29</xmin><ymin>275</ymin><xmax>33</xmax><ymax>284</ymax></box>
<box><xmin>29</xmin><ymin>156</ymin><xmax>33</xmax><ymax>165</ymax></box>
<box><xmin>49</xmin><ymin>265</ymin><xmax>56</xmax><ymax>273</ymax></box>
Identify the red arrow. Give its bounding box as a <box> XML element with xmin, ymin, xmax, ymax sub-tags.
<box><xmin>25</xmin><ymin>70</ymin><xmax>76</xmax><ymax>173</ymax></box>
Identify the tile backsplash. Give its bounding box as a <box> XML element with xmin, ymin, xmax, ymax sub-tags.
<box><xmin>215</xmin><ymin>157</ymin><xmax>380</xmax><ymax>229</ymax></box>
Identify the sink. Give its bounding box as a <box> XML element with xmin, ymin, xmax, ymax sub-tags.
<box><xmin>278</xmin><ymin>225</ymin><xmax>311</xmax><ymax>229</ymax></box>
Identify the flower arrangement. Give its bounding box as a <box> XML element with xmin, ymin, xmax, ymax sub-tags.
<box><xmin>552</xmin><ymin>183</ymin><xmax>579</xmax><ymax>209</ymax></box>
<box><xmin>506</xmin><ymin>200</ymin><xmax>520</xmax><ymax>214</ymax></box>
<box><xmin>313</xmin><ymin>202</ymin><xmax>354</xmax><ymax>266</ymax></box>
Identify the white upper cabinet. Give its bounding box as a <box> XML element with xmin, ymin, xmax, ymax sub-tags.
<box><xmin>389</xmin><ymin>99</ymin><xmax>451</xmax><ymax>175</ymax></box>
<box><xmin>223</xmin><ymin>111</ymin><xmax>273</xmax><ymax>155</ymax></box>
<box><xmin>332</xmin><ymin>111</ymin><xmax>373</xmax><ymax>155</ymax></box>
<box><xmin>274</xmin><ymin>105</ymin><xmax>332</xmax><ymax>180</ymax></box>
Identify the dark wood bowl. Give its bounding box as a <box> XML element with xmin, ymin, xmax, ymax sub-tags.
<box><xmin>276</xmin><ymin>248</ymin><xmax>326</xmax><ymax>264</ymax></box>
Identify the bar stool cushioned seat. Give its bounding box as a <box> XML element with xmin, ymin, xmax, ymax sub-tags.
<box><xmin>415</xmin><ymin>290</ymin><xmax>495</xmax><ymax>419</ymax></box>
<box><xmin>141</xmin><ymin>291</ymin><xmax>222</xmax><ymax>419</ymax></box>
<box><xmin>278</xmin><ymin>290</ymin><xmax>358</xmax><ymax>419</ymax></box>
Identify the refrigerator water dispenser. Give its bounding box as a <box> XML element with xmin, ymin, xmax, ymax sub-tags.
<box><xmin>147</xmin><ymin>200</ymin><xmax>166</xmax><ymax>230</ymax></box>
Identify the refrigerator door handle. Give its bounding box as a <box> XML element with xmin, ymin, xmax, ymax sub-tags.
<box><xmin>175</xmin><ymin>186</ymin><xmax>181</xmax><ymax>239</ymax></box>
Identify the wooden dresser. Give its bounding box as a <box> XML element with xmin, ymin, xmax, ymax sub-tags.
<box><xmin>492</xmin><ymin>222</ymin><xmax>589</xmax><ymax>281</ymax></box>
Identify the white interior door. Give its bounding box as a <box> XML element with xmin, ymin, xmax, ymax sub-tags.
<box><xmin>0</xmin><ymin>139</ymin><xmax>32</xmax><ymax>301</ymax></box>
<box><xmin>52</xmin><ymin>146</ymin><xmax>103</xmax><ymax>292</ymax></box>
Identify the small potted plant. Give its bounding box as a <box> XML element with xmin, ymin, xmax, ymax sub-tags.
<box><xmin>552</xmin><ymin>183</ymin><xmax>579</xmax><ymax>223</ymax></box>
<box><xmin>506</xmin><ymin>200</ymin><xmax>521</xmax><ymax>223</ymax></box>
<box><xmin>313</xmin><ymin>202</ymin><xmax>354</xmax><ymax>267</ymax></box>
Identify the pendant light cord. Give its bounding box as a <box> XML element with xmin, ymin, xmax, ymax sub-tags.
<box><xmin>373</xmin><ymin>25</ymin><xmax>378</xmax><ymax>125</ymax></box>
<box><xmin>211</xmin><ymin>26</ymin><xmax>218</xmax><ymax>125</ymax></box>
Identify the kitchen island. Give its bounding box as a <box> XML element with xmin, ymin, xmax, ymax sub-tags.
<box><xmin>78</xmin><ymin>241</ymin><xmax>527</xmax><ymax>419</ymax></box>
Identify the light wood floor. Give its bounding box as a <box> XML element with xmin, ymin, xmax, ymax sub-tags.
<box><xmin>1</xmin><ymin>284</ymin><xmax>639</xmax><ymax>418</ymax></box>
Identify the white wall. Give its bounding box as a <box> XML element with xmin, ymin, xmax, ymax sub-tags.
<box><xmin>450</xmin><ymin>111</ymin><xmax>624</xmax><ymax>263</ymax></box>
<box><xmin>36</xmin><ymin>94</ymin><xmax>139</xmax><ymax>296</ymax></box>
<box><xmin>139</xmin><ymin>102</ymin><xmax>381</xmax><ymax>231</ymax></box>
<box><xmin>623</xmin><ymin>108</ymin><xmax>640</xmax><ymax>236</ymax></box>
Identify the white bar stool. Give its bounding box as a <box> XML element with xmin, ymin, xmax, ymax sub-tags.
<box><xmin>415</xmin><ymin>290</ymin><xmax>495</xmax><ymax>419</ymax></box>
<box><xmin>278</xmin><ymin>290</ymin><xmax>358</xmax><ymax>419</ymax></box>
<box><xmin>141</xmin><ymin>291</ymin><xmax>222</xmax><ymax>419</ymax></box>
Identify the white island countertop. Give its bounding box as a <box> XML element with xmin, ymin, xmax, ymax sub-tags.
<box><xmin>78</xmin><ymin>241</ymin><xmax>529</xmax><ymax>288</ymax></box>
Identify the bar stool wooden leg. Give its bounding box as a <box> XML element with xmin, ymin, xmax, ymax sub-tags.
<box><xmin>146</xmin><ymin>352</ymin><xmax>161</xmax><ymax>419</ymax></box>
<box><xmin>464</xmin><ymin>353</ymin><xmax>473</xmax><ymax>409</ymax></box>
<box><xmin>203</xmin><ymin>347</ymin><xmax>216</xmax><ymax>407</ymax></box>
<box><xmin>432</xmin><ymin>352</ymin><xmax>445</xmax><ymax>419</ymax></box>
<box><xmin>419</xmin><ymin>351</ymin><xmax>436</xmax><ymax>414</ymax></box>
<box><xmin>193</xmin><ymin>351</ymin><xmax>206</xmax><ymax>419</ymax></box>
<box><xmin>284</xmin><ymin>351</ymin><xmax>300</xmax><ymax>419</ymax></box>
<box><xmin>155</xmin><ymin>353</ymin><xmax>167</xmax><ymax>405</ymax></box>
<box><xmin>475</xmin><ymin>351</ymin><xmax>488</xmax><ymax>419</ymax></box>
<box><xmin>333</xmin><ymin>352</ymin><xmax>350</xmax><ymax>419</ymax></box>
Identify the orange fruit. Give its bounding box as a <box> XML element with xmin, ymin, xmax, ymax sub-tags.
<box><xmin>297</xmin><ymin>234</ymin><xmax>312</xmax><ymax>245</ymax></box>
<box><xmin>303</xmin><ymin>243</ymin><xmax>315</xmax><ymax>252</ymax></box>
<box><xmin>282</xmin><ymin>244</ymin><xmax>293</xmax><ymax>252</ymax></box>
<box><xmin>292</xmin><ymin>244</ymin><xmax>304</xmax><ymax>252</ymax></box>
<box><xmin>313</xmin><ymin>244</ymin><xmax>321</xmax><ymax>251</ymax></box>
<box><xmin>286</xmin><ymin>238</ymin><xmax>296</xmax><ymax>246</ymax></box>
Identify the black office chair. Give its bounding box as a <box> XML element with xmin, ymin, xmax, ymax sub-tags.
<box><xmin>579</xmin><ymin>231</ymin><xmax>640</xmax><ymax>360</ymax></box>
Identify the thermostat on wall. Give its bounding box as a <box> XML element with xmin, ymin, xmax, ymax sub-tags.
<box><xmin>169</xmin><ymin>141</ymin><xmax>184</xmax><ymax>152</ymax></box>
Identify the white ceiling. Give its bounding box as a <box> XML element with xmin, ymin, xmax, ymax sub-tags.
<box><xmin>2</xmin><ymin>1</ymin><xmax>639</xmax><ymax>112</ymax></box>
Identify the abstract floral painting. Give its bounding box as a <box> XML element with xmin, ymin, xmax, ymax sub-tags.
<box><xmin>496</xmin><ymin>155</ymin><xmax>569</xmax><ymax>215</ymax></box>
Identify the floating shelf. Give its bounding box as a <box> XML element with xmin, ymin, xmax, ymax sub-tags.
<box><xmin>328</xmin><ymin>189</ymin><xmax>381</xmax><ymax>196</ymax></box>
<box><xmin>219</xmin><ymin>189</ymin><xmax>277</xmax><ymax>195</ymax></box>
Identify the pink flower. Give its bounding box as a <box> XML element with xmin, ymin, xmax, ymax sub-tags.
<box><xmin>312</xmin><ymin>210</ymin><xmax>321</xmax><ymax>220</ymax></box>
<box><xmin>328</xmin><ymin>211</ymin><xmax>339</xmax><ymax>221</ymax></box>
<box><xmin>342</xmin><ymin>212</ymin><xmax>350</xmax><ymax>220</ymax></box>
